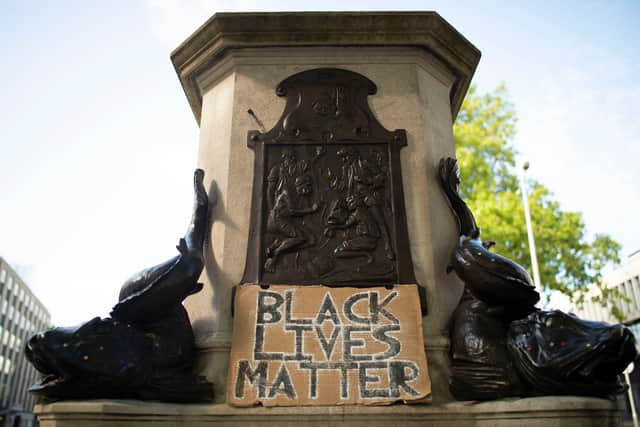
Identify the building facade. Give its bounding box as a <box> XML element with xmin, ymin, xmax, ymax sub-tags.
<box><xmin>570</xmin><ymin>250</ymin><xmax>640</xmax><ymax>328</ymax></box>
<box><xmin>567</xmin><ymin>250</ymin><xmax>640</xmax><ymax>424</ymax></box>
<box><xmin>0</xmin><ymin>257</ymin><xmax>50</xmax><ymax>421</ymax></box>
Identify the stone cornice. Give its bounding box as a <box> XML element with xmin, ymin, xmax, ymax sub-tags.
<box><xmin>171</xmin><ymin>12</ymin><xmax>481</xmax><ymax>125</ymax></box>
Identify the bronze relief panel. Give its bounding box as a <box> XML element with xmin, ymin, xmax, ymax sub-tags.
<box><xmin>241</xmin><ymin>68</ymin><xmax>420</xmax><ymax>293</ymax></box>
<box><xmin>262</xmin><ymin>143</ymin><xmax>396</xmax><ymax>283</ymax></box>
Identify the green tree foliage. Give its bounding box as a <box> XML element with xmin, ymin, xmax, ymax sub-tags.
<box><xmin>453</xmin><ymin>86</ymin><xmax>623</xmax><ymax>318</ymax></box>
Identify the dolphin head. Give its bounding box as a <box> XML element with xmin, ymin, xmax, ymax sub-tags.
<box><xmin>507</xmin><ymin>310</ymin><xmax>637</xmax><ymax>396</ymax></box>
<box><xmin>26</xmin><ymin>317</ymin><xmax>152</xmax><ymax>398</ymax></box>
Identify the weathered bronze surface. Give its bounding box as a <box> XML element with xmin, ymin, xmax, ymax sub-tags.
<box><xmin>438</xmin><ymin>157</ymin><xmax>539</xmax><ymax>312</ymax></box>
<box><xmin>508</xmin><ymin>309</ymin><xmax>636</xmax><ymax>397</ymax></box>
<box><xmin>439</xmin><ymin>157</ymin><xmax>637</xmax><ymax>400</ymax></box>
<box><xmin>449</xmin><ymin>288</ymin><xmax>525</xmax><ymax>400</ymax></box>
<box><xmin>241</xmin><ymin>68</ymin><xmax>419</xmax><ymax>294</ymax></box>
<box><xmin>25</xmin><ymin>170</ymin><xmax>214</xmax><ymax>402</ymax></box>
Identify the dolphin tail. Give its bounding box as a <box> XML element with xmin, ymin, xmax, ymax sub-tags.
<box><xmin>437</xmin><ymin>157</ymin><xmax>480</xmax><ymax>238</ymax></box>
<box><xmin>183</xmin><ymin>169</ymin><xmax>214</xmax><ymax>254</ymax></box>
<box><xmin>112</xmin><ymin>170</ymin><xmax>213</xmax><ymax>323</ymax></box>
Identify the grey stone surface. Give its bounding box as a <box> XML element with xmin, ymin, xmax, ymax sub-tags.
<box><xmin>34</xmin><ymin>396</ymin><xmax>624</xmax><ymax>427</ymax></box>
<box><xmin>170</xmin><ymin>12</ymin><xmax>481</xmax><ymax>124</ymax></box>
<box><xmin>186</xmin><ymin>47</ymin><xmax>464</xmax><ymax>403</ymax></box>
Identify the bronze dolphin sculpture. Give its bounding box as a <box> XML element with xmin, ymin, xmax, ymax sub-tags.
<box><xmin>25</xmin><ymin>169</ymin><xmax>214</xmax><ymax>402</ymax></box>
<box><xmin>438</xmin><ymin>157</ymin><xmax>636</xmax><ymax>400</ymax></box>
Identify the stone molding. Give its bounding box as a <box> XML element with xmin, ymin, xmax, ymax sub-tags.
<box><xmin>171</xmin><ymin>12</ymin><xmax>480</xmax><ymax>124</ymax></box>
<box><xmin>194</xmin><ymin>47</ymin><xmax>456</xmax><ymax>104</ymax></box>
<box><xmin>35</xmin><ymin>396</ymin><xmax>622</xmax><ymax>427</ymax></box>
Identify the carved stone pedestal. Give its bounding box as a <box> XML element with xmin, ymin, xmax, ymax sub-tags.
<box><xmin>34</xmin><ymin>396</ymin><xmax>624</xmax><ymax>427</ymax></box>
<box><xmin>171</xmin><ymin>11</ymin><xmax>479</xmax><ymax>403</ymax></box>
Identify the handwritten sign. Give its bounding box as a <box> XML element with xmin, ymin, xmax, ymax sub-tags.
<box><xmin>227</xmin><ymin>285</ymin><xmax>431</xmax><ymax>406</ymax></box>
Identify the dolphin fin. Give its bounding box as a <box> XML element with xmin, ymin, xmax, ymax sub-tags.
<box><xmin>483</xmin><ymin>240</ymin><xmax>496</xmax><ymax>250</ymax></box>
<box><xmin>176</xmin><ymin>238</ymin><xmax>188</xmax><ymax>255</ymax></box>
<box><xmin>188</xmin><ymin>282</ymin><xmax>204</xmax><ymax>296</ymax></box>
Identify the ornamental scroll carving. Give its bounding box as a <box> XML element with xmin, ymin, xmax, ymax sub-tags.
<box><xmin>241</xmin><ymin>69</ymin><xmax>421</xmax><ymax>304</ymax></box>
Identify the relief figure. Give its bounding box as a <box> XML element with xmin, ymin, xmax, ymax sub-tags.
<box><xmin>267</xmin><ymin>148</ymin><xmax>309</xmax><ymax>209</ymax></box>
<box><xmin>323</xmin><ymin>193</ymin><xmax>380</xmax><ymax>272</ymax></box>
<box><xmin>264</xmin><ymin>174</ymin><xmax>319</xmax><ymax>272</ymax></box>
<box><xmin>328</xmin><ymin>148</ymin><xmax>395</xmax><ymax>261</ymax></box>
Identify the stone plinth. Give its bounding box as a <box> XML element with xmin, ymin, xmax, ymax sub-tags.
<box><xmin>170</xmin><ymin>12</ymin><xmax>480</xmax><ymax>403</ymax></box>
<box><xmin>34</xmin><ymin>397</ymin><xmax>623</xmax><ymax>427</ymax></box>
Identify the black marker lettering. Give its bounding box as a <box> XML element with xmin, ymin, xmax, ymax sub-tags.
<box><xmin>344</xmin><ymin>292</ymin><xmax>370</xmax><ymax>324</ymax></box>
<box><xmin>235</xmin><ymin>360</ymin><xmax>268</xmax><ymax>398</ymax></box>
<box><xmin>257</xmin><ymin>291</ymin><xmax>284</xmax><ymax>324</ymax></box>
<box><xmin>268</xmin><ymin>364</ymin><xmax>297</xmax><ymax>399</ymax></box>
<box><xmin>370</xmin><ymin>291</ymin><xmax>399</xmax><ymax>324</ymax></box>
<box><xmin>372</xmin><ymin>324</ymin><xmax>401</xmax><ymax>360</ymax></box>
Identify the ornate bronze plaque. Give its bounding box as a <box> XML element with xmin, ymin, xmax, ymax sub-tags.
<box><xmin>241</xmin><ymin>69</ymin><xmax>422</xmax><ymax>300</ymax></box>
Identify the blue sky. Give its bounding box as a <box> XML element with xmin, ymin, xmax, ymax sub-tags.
<box><xmin>1</xmin><ymin>1</ymin><xmax>638</xmax><ymax>325</ymax></box>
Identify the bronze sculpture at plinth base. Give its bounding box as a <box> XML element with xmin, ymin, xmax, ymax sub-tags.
<box><xmin>439</xmin><ymin>157</ymin><xmax>636</xmax><ymax>400</ymax></box>
<box><xmin>25</xmin><ymin>170</ymin><xmax>214</xmax><ymax>403</ymax></box>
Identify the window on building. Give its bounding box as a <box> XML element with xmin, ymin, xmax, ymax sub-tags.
<box><xmin>627</xmin><ymin>280</ymin><xmax>637</xmax><ymax>311</ymax></box>
<box><xmin>591</xmin><ymin>301</ymin><xmax>598</xmax><ymax>320</ymax></box>
<box><xmin>0</xmin><ymin>269</ymin><xmax>5</xmax><ymax>283</ymax></box>
<box><xmin>629</xmin><ymin>278</ymin><xmax>640</xmax><ymax>311</ymax></box>
<box><xmin>621</xmin><ymin>282</ymin><xmax>629</xmax><ymax>314</ymax></box>
<box><xmin>7</xmin><ymin>276</ymin><xmax>12</xmax><ymax>290</ymax></box>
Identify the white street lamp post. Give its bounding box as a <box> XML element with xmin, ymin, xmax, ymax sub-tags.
<box><xmin>521</xmin><ymin>162</ymin><xmax>543</xmax><ymax>299</ymax></box>
<box><xmin>626</xmin><ymin>362</ymin><xmax>638</xmax><ymax>427</ymax></box>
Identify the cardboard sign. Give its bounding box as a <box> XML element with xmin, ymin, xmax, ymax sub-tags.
<box><xmin>227</xmin><ymin>285</ymin><xmax>431</xmax><ymax>406</ymax></box>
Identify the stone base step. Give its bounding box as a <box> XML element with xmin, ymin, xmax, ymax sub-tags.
<box><xmin>35</xmin><ymin>396</ymin><xmax>623</xmax><ymax>427</ymax></box>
